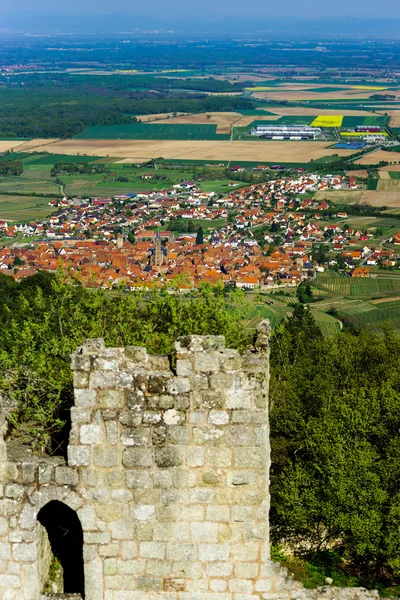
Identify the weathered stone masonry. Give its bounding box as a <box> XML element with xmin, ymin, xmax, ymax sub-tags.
<box><xmin>0</xmin><ymin>324</ymin><xmax>379</xmax><ymax>600</ymax></box>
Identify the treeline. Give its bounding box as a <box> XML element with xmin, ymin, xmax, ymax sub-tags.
<box><xmin>270</xmin><ymin>305</ymin><xmax>400</xmax><ymax>588</ymax></box>
<box><xmin>14</xmin><ymin>73</ymin><xmax>245</xmax><ymax>94</ymax></box>
<box><xmin>0</xmin><ymin>160</ymin><xmax>23</xmax><ymax>176</ymax></box>
<box><xmin>130</xmin><ymin>94</ymin><xmax>255</xmax><ymax>116</ymax></box>
<box><xmin>50</xmin><ymin>162</ymin><xmax>109</xmax><ymax>177</ymax></box>
<box><xmin>0</xmin><ymin>82</ymin><xmax>255</xmax><ymax>138</ymax></box>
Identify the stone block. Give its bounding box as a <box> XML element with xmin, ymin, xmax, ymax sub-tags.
<box><xmin>137</xmin><ymin>576</ymin><xmax>163</xmax><ymax>591</ymax></box>
<box><xmin>206</xmin><ymin>505</ymin><xmax>230</xmax><ymax>522</ymax></box>
<box><xmin>191</xmin><ymin>522</ymin><xmax>218</xmax><ymax>542</ymax></box>
<box><xmin>131</xmin><ymin>505</ymin><xmax>155</xmax><ymax>521</ymax></box>
<box><xmin>205</xmin><ymin>561</ymin><xmax>233</xmax><ymax>577</ymax></box>
<box><xmin>98</xmin><ymin>389</ymin><xmax>125</xmax><ymax>409</ymax></box>
<box><xmin>235</xmin><ymin>447</ymin><xmax>267</xmax><ymax>469</ymax></box>
<box><xmin>226</xmin><ymin>425</ymin><xmax>253</xmax><ymax>447</ymax></box>
<box><xmin>70</xmin><ymin>406</ymin><xmax>92</xmax><ymax>423</ymax></box>
<box><xmin>0</xmin><ymin>542</ymin><xmax>11</xmax><ymax>559</ymax></box>
<box><xmin>208</xmin><ymin>410</ymin><xmax>230</xmax><ymax>425</ymax></box>
<box><xmin>106</xmin><ymin>421</ymin><xmax>119</xmax><ymax>445</ymax></box>
<box><xmin>166</xmin><ymin>377</ymin><xmax>191</xmax><ymax>395</ymax></box>
<box><xmin>191</xmin><ymin>488</ymin><xmax>216</xmax><ymax>503</ymax></box>
<box><xmin>104</xmin><ymin>558</ymin><xmax>117</xmax><ymax>576</ymax></box>
<box><xmin>148</xmin><ymin>355</ymin><xmax>171</xmax><ymax>371</ymax></box>
<box><xmin>164</xmin><ymin>409</ymin><xmax>186</xmax><ymax>426</ymax></box>
<box><xmin>176</xmin><ymin>360</ymin><xmax>193</xmax><ymax>377</ymax></box>
<box><xmin>155</xmin><ymin>447</ymin><xmax>183</xmax><ymax>468</ymax></box>
<box><xmin>21</xmin><ymin>463</ymin><xmax>36</xmax><ymax>484</ymax></box>
<box><xmin>199</xmin><ymin>544</ymin><xmax>229</xmax><ymax>561</ymax></box>
<box><xmin>193</xmin><ymin>427</ymin><xmax>225</xmax><ymax>445</ymax></box>
<box><xmin>231</xmin><ymin>543</ymin><xmax>260</xmax><ymax>562</ymax></box>
<box><xmin>125</xmin><ymin>345</ymin><xmax>148</xmax><ymax>364</ymax></box>
<box><xmin>110</xmin><ymin>519</ymin><xmax>135</xmax><ymax>540</ymax></box>
<box><xmin>207</xmin><ymin>447</ymin><xmax>232</xmax><ymax>468</ymax></box>
<box><xmin>0</xmin><ymin>517</ymin><xmax>7</xmax><ymax>536</ymax></box>
<box><xmin>143</xmin><ymin>411</ymin><xmax>163</xmax><ymax>424</ymax></box>
<box><xmin>94</xmin><ymin>446</ymin><xmax>120</xmax><ymax>468</ymax></box>
<box><xmin>121</xmin><ymin>427</ymin><xmax>150</xmax><ymax>447</ymax></box>
<box><xmin>93</xmin><ymin>358</ymin><xmax>119</xmax><ymax>371</ymax></box>
<box><xmin>95</xmin><ymin>504</ymin><xmax>123</xmax><ymax>522</ymax></box>
<box><xmin>193</xmin><ymin>352</ymin><xmax>220</xmax><ymax>373</ymax></box>
<box><xmin>121</xmin><ymin>541</ymin><xmax>138</xmax><ymax>559</ymax></box>
<box><xmin>0</xmin><ymin>574</ymin><xmax>20</xmax><ymax>588</ymax></box>
<box><xmin>199</xmin><ymin>390</ymin><xmax>225</xmax><ymax>410</ymax></box>
<box><xmin>5</xmin><ymin>484</ymin><xmax>25</xmax><ymax>499</ymax></box>
<box><xmin>226</xmin><ymin>388</ymin><xmax>252</xmax><ymax>409</ymax></box>
<box><xmin>70</xmin><ymin>353</ymin><xmax>91</xmax><ymax>372</ymax></box>
<box><xmin>54</xmin><ymin>466</ymin><xmax>79</xmax><ymax>486</ymax></box>
<box><xmin>140</xmin><ymin>541</ymin><xmax>166</xmax><ymax>559</ymax></box>
<box><xmin>80</xmin><ymin>424</ymin><xmax>104</xmax><ymax>445</ymax></box>
<box><xmin>74</xmin><ymin>388</ymin><xmax>96</xmax><ymax>408</ymax></box>
<box><xmin>12</xmin><ymin>542</ymin><xmax>37</xmax><ymax>562</ymax></box>
<box><xmin>123</xmin><ymin>448</ymin><xmax>153</xmax><ymax>468</ymax></box>
<box><xmin>84</xmin><ymin>531</ymin><xmax>110</xmax><ymax>544</ymax></box>
<box><xmin>126</xmin><ymin>470</ymin><xmax>152</xmax><ymax>489</ymax></box>
<box><xmin>77</xmin><ymin>506</ymin><xmax>97</xmax><ymax>531</ymax></box>
<box><xmin>175</xmin><ymin>335</ymin><xmax>205</xmax><ymax>352</ymax></box>
<box><xmin>186</xmin><ymin>446</ymin><xmax>205</xmax><ymax>468</ymax></box>
<box><xmin>73</xmin><ymin>370</ymin><xmax>89</xmax><ymax>388</ymax></box>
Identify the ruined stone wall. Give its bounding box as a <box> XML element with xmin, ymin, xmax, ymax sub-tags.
<box><xmin>0</xmin><ymin>327</ymin><xmax>382</xmax><ymax>600</ymax></box>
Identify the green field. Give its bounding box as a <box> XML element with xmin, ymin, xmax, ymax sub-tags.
<box><xmin>76</xmin><ymin>123</ymin><xmax>230</xmax><ymax>141</ymax></box>
<box><xmin>341</xmin><ymin>116</ymin><xmax>387</xmax><ymax>127</ymax></box>
<box><xmin>336</xmin><ymin>300</ymin><xmax>400</xmax><ymax>333</ymax></box>
<box><xmin>389</xmin><ymin>172</ymin><xmax>400</xmax><ymax>179</ymax></box>
<box><xmin>310</xmin><ymin>309</ymin><xmax>341</xmax><ymax>336</ymax></box>
<box><xmin>237</xmin><ymin>109</ymin><xmax>277</xmax><ymax>116</ymax></box>
<box><xmin>23</xmin><ymin>154</ymin><xmax>103</xmax><ymax>165</ymax></box>
<box><xmin>314</xmin><ymin>274</ymin><xmax>400</xmax><ymax>297</ymax></box>
<box><xmin>305</xmin><ymin>87</ymin><xmax>353</xmax><ymax>93</ymax></box>
<box><xmin>0</xmin><ymin>195</ymin><xmax>56</xmax><ymax>221</ymax></box>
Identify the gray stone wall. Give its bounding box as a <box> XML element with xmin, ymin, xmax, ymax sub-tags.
<box><xmin>0</xmin><ymin>325</ymin><xmax>382</xmax><ymax>600</ymax></box>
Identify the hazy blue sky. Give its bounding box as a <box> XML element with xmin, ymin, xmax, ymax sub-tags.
<box><xmin>2</xmin><ymin>0</ymin><xmax>400</xmax><ymax>19</ymax></box>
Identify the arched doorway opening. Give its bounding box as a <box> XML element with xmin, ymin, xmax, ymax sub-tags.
<box><xmin>37</xmin><ymin>500</ymin><xmax>85</xmax><ymax>598</ymax></box>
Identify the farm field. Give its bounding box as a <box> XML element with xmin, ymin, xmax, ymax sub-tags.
<box><xmin>311</xmin><ymin>115</ymin><xmax>343</xmax><ymax>127</ymax></box>
<box><xmin>15</xmin><ymin>139</ymin><xmax>60</xmax><ymax>152</ymax></box>
<box><xmin>380</xmin><ymin>165</ymin><xmax>400</xmax><ymax>173</ymax></box>
<box><xmin>154</xmin><ymin>112</ymin><xmax>245</xmax><ymax>134</ymax></box>
<box><xmin>0</xmin><ymin>195</ymin><xmax>57</xmax><ymax>221</ymax></box>
<box><xmin>313</xmin><ymin>190</ymin><xmax>364</xmax><ymax>204</ymax></box>
<box><xmin>24</xmin><ymin>139</ymin><xmax>355</xmax><ymax>163</ymax></box>
<box><xmin>75</xmin><ymin>123</ymin><xmax>230</xmax><ymax>141</ymax></box>
<box><xmin>360</xmin><ymin>190</ymin><xmax>400</xmax><ymax>207</ymax></box>
<box><xmin>314</xmin><ymin>273</ymin><xmax>400</xmax><ymax>297</ymax></box>
<box><xmin>356</xmin><ymin>150</ymin><xmax>400</xmax><ymax>164</ymax></box>
<box><xmin>265</xmin><ymin>107</ymin><xmax>380</xmax><ymax>118</ymax></box>
<box><xmin>377</xmin><ymin>179</ymin><xmax>400</xmax><ymax>191</ymax></box>
<box><xmin>0</xmin><ymin>140</ymin><xmax>29</xmax><ymax>152</ymax></box>
<box><xmin>0</xmin><ymin>170</ymin><xmax>60</xmax><ymax>197</ymax></box>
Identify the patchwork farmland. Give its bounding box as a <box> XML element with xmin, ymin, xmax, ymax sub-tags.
<box><xmin>20</xmin><ymin>139</ymin><xmax>355</xmax><ymax>162</ymax></box>
<box><xmin>314</xmin><ymin>275</ymin><xmax>400</xmax><ymax>297</ymax></box>
<box><xmin>75</xmin><ymin>123</ymin><xmax>230</xmax><ymax>141</ymax></box>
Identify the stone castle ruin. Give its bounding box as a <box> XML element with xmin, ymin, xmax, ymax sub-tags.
<box><xmin>0</xmin><ymin>324</ymin><xmax>379</xmax><ymax>600</ymax></box>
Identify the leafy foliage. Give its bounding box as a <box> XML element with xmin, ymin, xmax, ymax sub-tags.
<box><xmin>270</xmin><ymin>305</ymin><xmax>400</xmax><ymax>586</ymax></box>
<box><xmin>0</xmin><ymin>272</ymin><xmax>249</xmax><ymax>451</ymax></box>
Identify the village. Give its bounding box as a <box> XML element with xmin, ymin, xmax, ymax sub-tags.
<box><xmin>0</xmin><ymin>172</ymin><xmax>398</xmax><ymax>290</ymax></box>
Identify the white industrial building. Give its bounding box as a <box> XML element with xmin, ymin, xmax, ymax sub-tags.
<box><xmin>250</xmin><ymin>125</ymin><xmax>322</xmax><ymax>140</ymax></box>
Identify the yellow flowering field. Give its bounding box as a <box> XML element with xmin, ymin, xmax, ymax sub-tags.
<box><xmin>311</xmin><ymin>115</ymin><xmax>343</xmax><ymax>127</ymax></box>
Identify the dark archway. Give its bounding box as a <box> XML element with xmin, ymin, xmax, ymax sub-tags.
<box><xmin>37</xmin><ymin>500</ymin><xmax>85</xmax><ymax>598</ymax></box>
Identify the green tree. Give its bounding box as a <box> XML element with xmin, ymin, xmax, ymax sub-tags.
<box><xmin>196</xmin><ymin>226</ymin><xmax>204</xmax><ymax>245</ymax></box>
